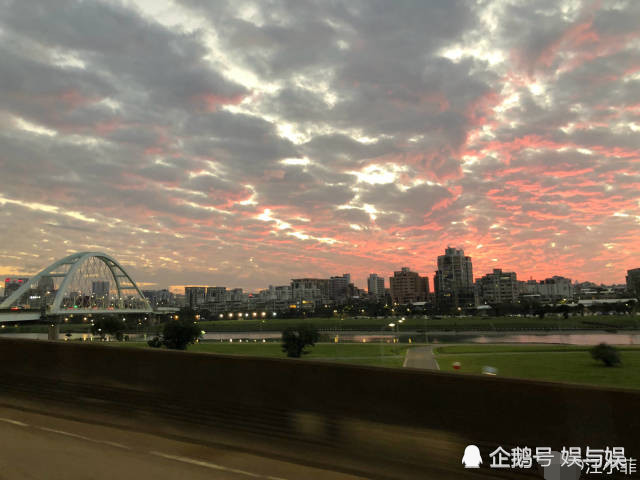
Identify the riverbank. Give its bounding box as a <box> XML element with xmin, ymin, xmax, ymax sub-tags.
<box><xmin>197</xmin><ymin>314</ymin><xmax>640</xmax><ymax>332</ymax></box>
<box><xmin>434</xmin><ymin>344</ymin><xmax>640</xmax><ymax>390</ymax></box>
<box><xmin>3</xmin><ymin>313</ymin><xmax>640</xmax><ymax>335</ymax></box>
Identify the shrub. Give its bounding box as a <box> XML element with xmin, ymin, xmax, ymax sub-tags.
<box><xmin>162</xmin><ymin>319</ymin><xmax>201</xmax><ymax>350</ymax></box>
<box><xmin>590</xmin><ymin>343</ymin><xmax>621</xmax><ymax>367</ymax></box>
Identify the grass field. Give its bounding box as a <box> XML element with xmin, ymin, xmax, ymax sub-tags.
<box><xmin>105</xmin><ymin>341</ymin><xmax>410</xmax><ymax>368</ymax></box>
<box><xmin>434</xmin><ymin>344</ymin><xmax>640</xmax><ymax>390</ymax></box>
<box><xmin>4</xmin><ymin>314</ymin><xmax>640</xmax><ymax>334</ymax></box>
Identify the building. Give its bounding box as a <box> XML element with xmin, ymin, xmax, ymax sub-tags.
<box><xmin>627</xmin><ymin>268</ymin><xmax>640</xmax><ymax>299</ymax></box>
<box><xmin>389</xmin><ymin>267</ymin><xmax>429</xmax><ymax>304</ymax></box>
<box><xmin>367</xmin><ymin>274</ymin><xmax>386</xmax><ymax>301</ymax></box>
<box><xmin>575</xmin><ymin>282</ymin><xmax>628</xmax><ymax>300</ymax></box>
<box><xmin>184</xmin><ymin>286</ymin><xmax>206</xmax><ymax>308</ymax></box>
<box><xmin>92</xmin><ymin>281</ymin><xmax>110</xmax><ymax>298</ymax></box>
<box><xmin>329</xmin><ymin>274</ymin><xmax>351</xmax><ymax>304</ymax></box>
<box><xmin>3</xmin><ymin>277</ymin><xmax>29</xmax><ymax>299</ymax></box>
<box><xmin>476</xmin><ymin>269</ymin><xmax>518</xmax><ymax>304</ymax></box>
<box><xmin>206</xmin><ymin>287</ymin><xmax>227</xmax><ymax>302</ymax></box>
<box><xmin>433</xmin><ymin>247</ymin><xmax>475</xmax><ymax>309</ymax></box>
<box><xmin>142</xmin><ymin>289</ymin><xmax>176</xmax><ymax>307</ymax></box>
<box><xmin>519</xmin><ymin>276</ymin><xmax>574</xmax><ymax>302</ymax></box>
<box><xmin>291</xmin><ymin>278</ymin><xmax>330</xmax><ymax>302</ymax></box>
<box><xmin>274</xmin><ymin>285</ymin><xmax>292</xmax><ymax>301</ymax></box>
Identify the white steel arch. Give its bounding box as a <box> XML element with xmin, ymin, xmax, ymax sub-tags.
<box><xmin>0</xmin><ymin>252</ymin><xmax>152</xmax><ymax>316</ymax></box>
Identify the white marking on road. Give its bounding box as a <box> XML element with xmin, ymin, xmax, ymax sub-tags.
<box><xmin>38</xmin><ymin>426</ymin><xmax>130</xmax><ymax>450</ymax></box>
<box><xmin>0</xmin><ymin>417</ymin><xmax>28</xmax><ymax>427</ymax></box>
<box><xmin>99</xmin><ymin>439</ymin><xmax>131</xmax><ymax>449</ymax></box>
<box><xmin>149</xmin><ymin>451</ymin><xmax>289</xmax><ymax>479</ymax></box>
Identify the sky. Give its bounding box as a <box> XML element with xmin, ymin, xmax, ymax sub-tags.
<box><xmin>0</xmin><ymin>0</ymin><xmax>639</xmax><ymax>293</ymax></box>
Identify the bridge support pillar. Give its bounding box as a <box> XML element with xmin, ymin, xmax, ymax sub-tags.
<box><xmin>48</xmin><ymin>323</ymin><xmax>59</xmax><ymax>341</ymax></box>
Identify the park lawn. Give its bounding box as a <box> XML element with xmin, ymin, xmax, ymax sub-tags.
<box><xmin>104</xmin><ymin>341</ymin><xmax>409</xmax><ymax>368</ymax></box>
<box><xmin>435</xmin><ymin>344</ymin><xmax>640</xmax><ymax>355</ymax></box>
<box><xmin>2</xmin><ymin>323</ymin><xmax>94</xmax><ymax>334</ymax></box>
<box><xmin>435</xmin><ymin>346</ymin><xmax>640</xmax><ymax>390</ymax></box>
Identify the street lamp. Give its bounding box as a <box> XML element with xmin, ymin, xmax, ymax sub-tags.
<box><xmin>380</xmin><ymin>322</ymin><xmax>396</xmax><ymax>359</ymax></box>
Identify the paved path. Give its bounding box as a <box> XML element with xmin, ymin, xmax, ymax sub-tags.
<box><xmin>403</xmin><ymin>346</ymin><xmax>440</xmax><ymax>370</ymax></box>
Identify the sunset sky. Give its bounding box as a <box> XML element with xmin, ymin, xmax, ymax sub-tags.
<box><xmin>1</xmin><ymin>0</ymin><xmax>639</xmax><ymax>292</ymax></box>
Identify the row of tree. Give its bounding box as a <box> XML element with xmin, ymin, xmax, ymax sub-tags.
<box><xmin>192</xmin><ymin>299</ymin><xmax>638</xmax><ymax>321</ymax></box>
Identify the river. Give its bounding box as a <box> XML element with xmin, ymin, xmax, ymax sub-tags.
<box><xmin>3</xmin><ymin>330</ymin><xmax>640</xmax><ymax>345</ymax></box>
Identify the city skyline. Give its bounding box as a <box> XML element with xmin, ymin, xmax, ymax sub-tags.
<box><xmin>1</xmin><ymin>1</ymin><xmax>639</xmax><ymax>291</ymax></box>
<box><xmin>2</xmin><ymin>243</ymin><xmax>635</xmax><ymax>295</ymax></box>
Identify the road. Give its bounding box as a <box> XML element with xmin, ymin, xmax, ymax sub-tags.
<box><xmin>403</xmin><ymin>346</ymin><xmax>439</xmax><ymax>370</ymax></box>
<box><xmin>0</xmin><ymin>405</ymin><xmax>367</xmax><ymax>480</ymax></box>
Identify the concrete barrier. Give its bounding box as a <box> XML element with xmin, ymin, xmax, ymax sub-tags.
<box><xmin>0</xmin><ymin>337</ymin><xmax>638</xmax><ymax>478</ymax></box>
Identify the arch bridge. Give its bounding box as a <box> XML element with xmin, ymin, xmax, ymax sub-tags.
<box><xmin>0</xmin><ymin>252</ymin><xmax>152</xmax><ymax>322</ymax></box>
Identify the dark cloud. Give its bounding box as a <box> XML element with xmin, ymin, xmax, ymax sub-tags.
<box><xmin>0</xmin><ymin>0</ymin><xmax>638</xmax><ymax>288</ymax></box>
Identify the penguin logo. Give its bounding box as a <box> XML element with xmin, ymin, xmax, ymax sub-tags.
<box><xmin>462</xmin><ymin>445</ymin><xmax>483</xmax><ymax>468</ymax></box>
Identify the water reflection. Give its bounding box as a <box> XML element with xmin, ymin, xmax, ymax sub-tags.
<box><xmin>2</xmin><ymin>331</ymin><xmax>639</xmax><ymax>345</ymax></box>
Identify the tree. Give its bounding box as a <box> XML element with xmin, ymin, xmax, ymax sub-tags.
<box><xmin>282</xmin><ymin>324</ymin><xmax>319</xmax><ymax>358</ymax></box>
<box><xmin>161</xmin><ymin>319</ymin><xmax>202</xmax><ymax>350</ymax></box>
<box><xmin>590</xmin><ymin>343</ymin><xmax>621</xmax><ymax>367</ymax></box>
<box><xmin>177</xmin><ymin>306</ymin><xmax>198</xmax><ymax>322</ymax></box>
<box><xmin>91</xmin><ymin>317</ymin><xmax>124</xmax><ymax>339</ymax></box>
<box><xmin>558</xmin><ymin>304</ymin><xmax>570</xmax><ymax>319</ymax></box>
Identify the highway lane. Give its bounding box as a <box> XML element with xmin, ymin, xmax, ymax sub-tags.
<box><xmin>0</xmin><ymin>406</ymin><xmax>367</xmax><ymax>480</ymax></box>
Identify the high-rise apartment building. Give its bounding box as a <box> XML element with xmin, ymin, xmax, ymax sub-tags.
<box><xmin>434</xmin><ymin>247</ymin><xmax>476</xmax><ymax>309</ymax></box>
<box><xmin>206</xmin><ymin>287</ymin><xmax>227</xmax><ymax>302</ymax></box>
<box><xmin>389</xmin><ymin>267</ymin><xmax>429</xmax><ymax>304</ymax></box>
<box><xmin>92</xmin><ymin>281</ymin><xmax>110</xmax><ymax>298</ymax></box>
<box><xmin>476</xmin><ymin>269</ymin><xmax>518</xmax><ymax>304</ymax></box>
<box><xmin>185</xmin><ymin>286</ymin><xmax>206</xmax><ymax>308</ymax></box>
<box><xmin>367</xmin><ymin>274</ymin><xmax>386</xmax><ymax>301</ymax></box>
<box><xmin>626</xmin><ymin>268</ymin><xmax>640</xmax><ymax>299</ymax></box>
<box><xmin>329</xmin><ymin>274</ymin><xmax>351</xmax><ymax>303</ymax></box>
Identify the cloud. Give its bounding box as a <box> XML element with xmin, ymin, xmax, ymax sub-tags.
<box><xmin>0</xmin><ymin>0</ymin><xmax>638</xmax><ymax>289</ymax></box>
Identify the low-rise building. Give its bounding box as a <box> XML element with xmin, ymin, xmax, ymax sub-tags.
<box><xmin>519</xmin><ymin>276</ymin><xmax>574</xmax><ymax>302</ymax></box>
<box><xmin>476</xmin><ymin>269</ymin><xmax>518</xmax><ymax>304</ymax></box>
<box><xmin>291</xmin><ymin>278</ymin><xmax>330</xmax><ymax>302</ymax></box>
<box><xmin>390</xmin><ymin>267</ymin><xmax>429</xmax><ymax>304</ymax></box>
<box><xmin>3</xmin><ymin>277</ymin><xmax>29</xmax><ymax>299</ymax></box>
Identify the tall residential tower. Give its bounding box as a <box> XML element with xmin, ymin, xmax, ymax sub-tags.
<box><xmin>433</xmin><ymin>247</ymin><xmax>476</xmax><ymax>310</ymax></box>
